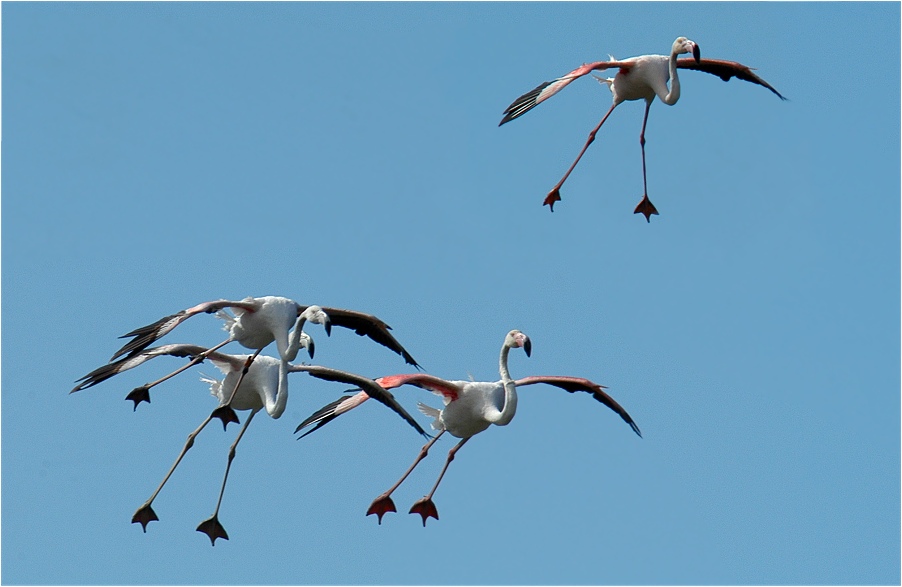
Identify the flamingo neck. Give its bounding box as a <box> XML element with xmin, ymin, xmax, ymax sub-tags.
<box><xmin>265</xmin><ymin>360</ymin><xmax>290</xmax><ymax>419</ymax></box>
<box><xmin>491</xmin><ymin>344</ymin><xmax>518</xmax><ymax>426</ymax></box>
<box><xmin>662</xmin><ymin>51</ymin><xmax>681</xmax><ymax>105</ymax></box>
<box><xmin>283</xmin><ymin>316</ymin><xmax>308</xmax><ymax>362</ymax></box>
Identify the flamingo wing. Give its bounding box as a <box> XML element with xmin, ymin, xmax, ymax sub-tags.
<box><xmin>375</xmin><ymin>373</ymin><xmax>462</xmax><ymax>402</ymax></box>
<box><xmin>289</xmin><ymin>365</ymin><xmax>428</xmax><ymax>437</ymax></box>
<box><xmin>73</xmin><ymin>343</ymin><xmax>215</xmax><ymax>393</ymax></box>
<box><xmin>499</xmin><ymin>60</ymin><xmax>633</xmax><ymax>125</ymax></box>
<box><xmin>294</xmin><ymin>392</ymin><xmax>368</xmax><ymax>438</ymax></box>
<box><xmin>514</xmin><ymin>375</ymin><xmax>641</xmax><ymax>437</ymax></box>
<box><xmin>676</xmin><ymin>57</ymin><xmax>785</xmax><ymax>100</ymax></box>
<box><xmin>302</xmin><ymin>305</ymin><xmax>420</xmax><ymax>368</ymax></box>
<box><xmin>110</xmin><ymin>299</ymin><xmax>259</xmax><ymax>361</ymax></box>
<box><xmin>295</xmin><ymin>372</ymin><xmax>462</xmax><ymax>438</ymax></box>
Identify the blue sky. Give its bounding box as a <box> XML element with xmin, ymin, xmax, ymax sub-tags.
<box><xmin>3</xmin><ymin>2</ymin><xmax>899</xmax><ymax>585</ymax></box>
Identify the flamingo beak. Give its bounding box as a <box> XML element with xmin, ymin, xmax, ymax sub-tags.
<box><xmin>692</xmin><ymin>43</ymin><xmax>701</xmax><ymax>63</ymax></box>
<box><xmin>323</xmin><ymin>319</ymin><xmax>332</xmax><ymax>337</ymax></box>
<box><xmin>307</xmin><ymin>338</ymin><xmax>316</xmax><ymax>359</ymax></box>
<box><xmin>523</xmin><ymin>338</ymin><xmax>532</xmax><ymax>357</ymax></box>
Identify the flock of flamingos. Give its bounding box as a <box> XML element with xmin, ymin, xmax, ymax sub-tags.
<box><xmin>72</xmin><ymin>37</ymin><xmax>783</xmax><ymax>545</ymax></box>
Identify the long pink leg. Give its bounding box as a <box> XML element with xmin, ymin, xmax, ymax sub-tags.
<box><xmin>366</xmin><ymin>430</ymin><xmax>445</xmax><ymax>524</ymax></box>
<box><xmin>633</xmin><ymin>99</ymin><xmax>659</xmax><ymax>222</ymax></box>
<box><xmin>196</xmin><ymin>409</ymin><xmax>258</xmax><ymax>546</ymax></box>
<box><xmin>544</xmin><ymin>102</ymin><xmax>618</xmax><ymax>211</ymax></box>
<box><xmin>409</xmin><ymin>436</ymin><xmax>471</xmax><ymax>526</ymax></box>
<box><xmin>125</xmin><ymin>338</ymin><xmax>233</xmax><ymax>409</ymax></box>
<box><xmin>131</xmin><ymin>409</ymin><xmax>221</xmax><ymax>532</ymax></box>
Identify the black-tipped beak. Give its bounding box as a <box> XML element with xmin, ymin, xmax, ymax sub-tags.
<box><xmin>307</xmin><ymin>339</ymin><xmax>316</xmax><ymax>359</ymax></box>
<box><xmin>324</xmin><ymin>321</ymin><xmax>332</xmax><ymax>337</ymax></box>
<box><xmin>692</xmin><ymin>43</ymin><xmax>701</xmax><ymax>63</ymax></box>
<box><xmin>523</xmin><ymin>339</ymin><xmax>532</xmax><ymax>357</ymax></box>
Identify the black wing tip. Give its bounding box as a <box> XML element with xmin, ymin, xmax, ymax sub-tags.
<box><xmin>630</xmin><ymin>421</ymin><xmax>642</xmax><ymax>438</ymax></box>
<box><xmin>294</xmin><ymin>396</ymin><xmax>346</xmax><ymax>435</ymax></box>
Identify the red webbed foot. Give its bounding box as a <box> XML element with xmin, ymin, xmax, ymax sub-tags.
<box><xmin>543</xmin><ymin>187</ymin><xmax>562</xmax><ymax>211</ymax></box>
<box><xmin>634</xmin><ymin>194</ymin><xmax>659</xmax><ymax>223</ymax></box>
<box><xmin>366</xmin><ymin>495</ymin><xmax>397</xmax><ymax>525</ymax></box>
<box><xmin>409</xmin><ymin>497</ymin><xmax>439</xmax><ymax>527</ymax></box>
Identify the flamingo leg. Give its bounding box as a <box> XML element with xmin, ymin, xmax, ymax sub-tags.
<box><xmin>131</xmin><ymin>410</ymin><xmax>220</xmax><ymax>532</ymax></box>
<box><xmin>544</xmin><ymin>102</ymin><xmax>618</xmax><ymax>212</ymax></box>
<box><xmin>367</xmin><ymin>430</ymin><xmax>445</xmax><ymax>524</ymax></box>
<box><xmin>209</xmin><ymin>348</ymin><xmax>262</xmax><ymax>430</ymax></box>
<box><xmin>633</xmin><ymin>99</ymin><xmax>659</xmax><ymax>222</ymax></box>
<box><xmin>196</xmin><ymin>409</ymin><xmax>257</xmax><ymax>546</ymax></box>
<box><xmin>409</xmin><ymin>436</ymin><xmax>471</xmax><ymax>526</ymax></box>
<box><xmin>125</xmin><ymin>338</ymin><xmax>233</xmax><ymax>410</ymax></box>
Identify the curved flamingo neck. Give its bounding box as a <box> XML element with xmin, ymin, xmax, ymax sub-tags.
<box><xmin>661</xmin><ymin>50</ymin><xmax>681</xmax><ymax>105</ymax></box>
<box><xmin>265</xmin><ymin>360</ymin><xmax>290</xmax><ymax>419</ymax></box>
<box><xmin>499</xmin><ymin>343</ymin><xmax>514</xmax><ymax>382</ymax></box>
<box><xmin>492</xmin><ymin>343</ymin><xmax>518</xmax><ymax>426</ymax></box>
<box><xmin>283</xmin><ymin>315</ymin><xmax>308</xmax><ymax>362</ymax></box>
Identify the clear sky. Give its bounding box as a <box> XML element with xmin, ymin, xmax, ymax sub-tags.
<box><xmin>3</xmin><ymin>2</ymin><xmax>899</xmax><ymax>585</ymax></box>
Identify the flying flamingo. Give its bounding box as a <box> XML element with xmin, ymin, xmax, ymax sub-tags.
<box><xmin>296</xmin><ymin>330</ymin><xmax>641</xmax><ymax>526</ymax></box>
<box><xmin>71</xmin><ymin>343</ymin><xmax>426</xmax><ymax>545</ymax></box>
<box><xmin>499</xmin><ymin>36</ymin><xmax>786</xmax><ymax>220</ymax></box>
<box><xmin>74</xmin><ymin>303</ymin><xmax>326</xmax><ymax>411</ymax></box>
<box><xmin>91</xmin><ymin>296</ymin><xmax>420</xmax><ymax>411</ymax></box>
<box><xmin>109</xmin><ymin>295</ymin><xmax>420</xmax><ymax>367</ymax></box>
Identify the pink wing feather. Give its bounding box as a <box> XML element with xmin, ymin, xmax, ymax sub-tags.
<box><xmin>499</xmin><ymin>60</ymin><xmax>633</xmax><ymax>125</ymax></box>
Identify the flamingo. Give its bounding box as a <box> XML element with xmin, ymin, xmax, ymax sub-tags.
<box><xmin>296</xmin><ymin>330</ymin><xmax>641</xmax><ymax>526</ymax></box>
<box><xmin>71</xmin><ymin>343</ymin><xmax>426</xmax><ymax>545</ymax></box>
<box><xmin>75</xmin><ymin>302</ymin><xmax>331</xmax><ymax>412</ymax></box>
<box><xmin>109</xmin><ymin>295</ymin><xmax>420</xmax><ymax>367</ymax></box>
<box><xmin>92</xmin><ymin>296</ymin><xmax>421</xmax><ymax>410</ymax></box>
<box><xmin>499</xmin><ymin>36</ymin><xmax>786</xmax><ymax>220</ymax></box>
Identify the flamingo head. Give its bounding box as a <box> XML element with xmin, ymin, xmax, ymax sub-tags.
<box><xmin>506</xmin><ymin>329</ymin><xmax>532</xmax><ymax>357</ymax></box>
<box><xmin>300</xmin><ymin>305</ymin><xmax>332</xmax><ymax>337</ymax></box>
<box><xmin>673</xmin><ymin>37</ymin><xmax>700</xmax><ymax>63</ymax></box>
<box><xmin>300</xmin><ymin>331</ymin><xmax>315</xmax><ymax>359</ymax></box>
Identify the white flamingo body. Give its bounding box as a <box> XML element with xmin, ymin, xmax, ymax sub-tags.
<box><xmin>428</xmin><ymin>380</ymin><xmax>511</xmax><ymax>437</ymax></box>
<box><xmin>500</xmin><ymin>36</ymin><xmax>785</xmax><ymax>218</ymax></box>
<box><xmin>220</xmin><ymin>296</ymin><xmax>304</xmax><ymax>362</ymax></box>
<box><xmin>204</xmin><ymin>354</ymin><xmax>287</xmax><ymax>417</ymax></box>
<box><xmin>609</xmin><ymin>54</ymin><xmax>679</xmax><ymax>104</ymax></box>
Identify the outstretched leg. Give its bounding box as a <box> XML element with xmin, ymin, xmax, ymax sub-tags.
<box><xmin>633</xmin><ymin>99</ymin><xmax>659</xmax><ymax>223</ymax></box>
<box><xmin>126</xmin><ymin>339</ymin><xmax>233</xmax><ymax>410</ymax></box>
<box><xmin>367</xmin><ymin>430</ymin><xmax>445</xmax><ymax>524</ymax></box>
<box><xmin>544</xmin><ymin>102</ymin><xmax>618</xmax><ymax>212</ymax></box>
<box><xmin>197</xmin><ymin>410</ymin><xmax>258</xmax><ymax>545</ymax></box>
<box><xmin>131</xmin><ymin>410</ymin><xmax>221</xmax><ymax>531</ymax></box>
<box><xmin>409</xmin><ymin>436</ymin><xmax>471</xmax><ymax>526</ymax></box>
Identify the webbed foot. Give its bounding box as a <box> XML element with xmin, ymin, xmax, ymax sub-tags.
<box><xmin>366</xmin><ymin>494</ymin><xmax>397</xmax><ymax>525</ymax></box>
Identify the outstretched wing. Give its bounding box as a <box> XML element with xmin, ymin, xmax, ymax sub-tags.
<box><xmin>72</xmin><ymin>343</ymin><xmax>217</xmax><ymax>393</ymax></box>
<box><xmin>295</xmin><ymin>392</ymin><xmax>368</xmax><ymax>438</ymax></box>
<box><xmin>375</xmin><ymin>373</ymin><xmax>462</xmax><ymax>402</ymax></box>
<box><xmin>294</xmin><ymin>372</ymin><xmax>463</xmax><ymax>438</ymax></box>
<box><xmin>499</xmin><ymin>60</ymin><xmax>633</xmax><ymax>125</ymax></box>
<box><xmin>676</xmin><ymin>57</ymin><xmax>786</xmax><ymax>100</ymax></box>
<box><xmin>289</xmin><ymin>366</ymin><xmax>428</xmax><ymax>437</ymax></box>
<box><xmin>514</xmin><ymin>375</ymin><xmax>642</xmax><ymax>437</ymax></box>
<box><xmin>110</xmin><ymin>299</ymin><xmax>258</xmax><ymax>361</ymax></box>
<box><xmin>304</xmin><ymin>305</ymin><xmax>420</xmax><ymax>369</ymax></box>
